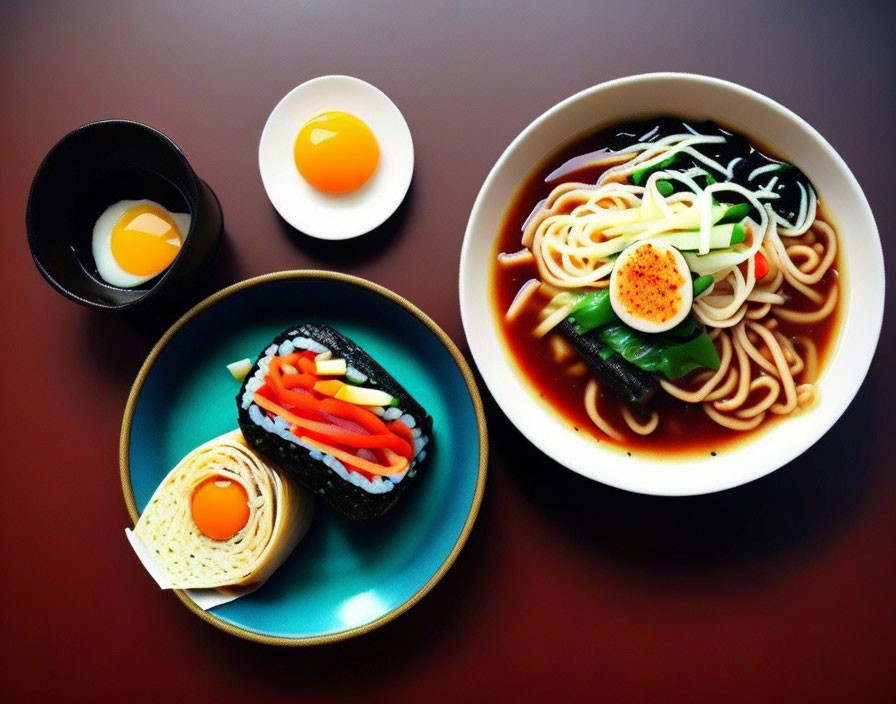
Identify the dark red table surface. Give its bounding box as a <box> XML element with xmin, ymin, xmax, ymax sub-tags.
<box><xmin>2</xmin><ymin>1</ymin><xmax>894</xmax><ymax>701</ymax></box>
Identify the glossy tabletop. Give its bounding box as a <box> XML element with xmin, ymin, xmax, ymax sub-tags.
<box><xmin>2</xmin><ymin>1</ymin><xmax>894</xmax><ymax>701</ymax></box>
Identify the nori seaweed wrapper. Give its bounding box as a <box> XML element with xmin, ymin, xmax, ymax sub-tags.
<box><xmin>557</xmin><ymin>320</ymin><xmax>658</xmax><ymax>407</ymax></box>
<box><xmin>237</xmin><ymin>324</ymin><xmax>434</xmax><ymax>520</ymax></box>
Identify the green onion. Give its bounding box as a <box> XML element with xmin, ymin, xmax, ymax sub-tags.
<box><xmin>656</xmin><ymin>180</ymin><xmax>674</xmax><ymax>197</ymax></box>
<box><xmin>632</xmin><ymin>154</ymin><xmax>677</xmax><ymax>185</ymax></box>
<box><xmin>693</xmin><ymin>275</ymin><xmax>714</xmax><ymax>297</ymax></box>
<box><xmin>718</xmin><ymin>202</ymin><xmax>751</xmax><ymax>224</ymax></box>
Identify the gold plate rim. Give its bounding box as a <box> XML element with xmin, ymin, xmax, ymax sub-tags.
<box><xmin>119</xmin><ymin>269</ymin><xmax>489</xmax><ymax>646</ymax></box>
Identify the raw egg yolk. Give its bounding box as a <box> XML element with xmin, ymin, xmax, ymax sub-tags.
<box><xmin>191</xmin><ymin>477</ymin><xmax>250</xmax><ymax>541</ymax></box>
<box><xmin>293</xmin><ymin>111</ymin><xmax>379</xmax><ymax>194</ymax></box>
<box><xmin>110</xmin><ymin>203</ymin><xmax>183</xmax><ymax>276</ymax></box>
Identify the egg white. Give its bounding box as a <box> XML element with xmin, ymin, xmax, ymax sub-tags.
<box><xmin>609</xmin><ymin>240</ymin><xmax>693</xmax><ymax>333</ymax></box>
<box><xmin>91</xmin><ymin>199</ymin><xmax>191</xmax><ymax>288</ymax></box>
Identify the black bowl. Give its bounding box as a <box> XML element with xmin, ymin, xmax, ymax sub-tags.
<box><xmin>26</xmin><ymin>120</ymin><xmax>223</xmax><ymax>311</ymax></box>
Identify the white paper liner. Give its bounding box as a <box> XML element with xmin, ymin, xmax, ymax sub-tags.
<box><xmin>125</xmin><ymin>528</ymin><xmax>260</xmax><ymax>610</ymax></box>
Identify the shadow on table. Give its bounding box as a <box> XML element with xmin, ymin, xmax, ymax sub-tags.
<box><xmin>273</xmin><ymin>182</ymin><xmax>414</xmax><ymax>267</ymax></box>
<box><xmin>488</xmin><ymin>365</ymin><xmax>881</xmax><ymax>577</ymax></box>
<box><xmin>185</xmin><ymin>458</ymin><xmax>498</xmax><ymax>696</ymax></box>
<box><xmin>79</xmin><ymin>230</ymin><xmax>243</xmax><ymax>384</ymax></box>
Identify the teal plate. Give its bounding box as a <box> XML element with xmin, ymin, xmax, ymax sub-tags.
<box><xmin>120</xmin><ymin>271</ymin><xmax>487</xmax><ymax>645</ymax></box>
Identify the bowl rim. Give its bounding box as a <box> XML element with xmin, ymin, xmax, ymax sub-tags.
<box><xmin>460</xmin><ymin>71</ymin><xmax>885</xmax><ymax>496</ymax></box>
<box><xmin>25</xmin><ymin>118</ymin><xmax>210</xmax><ymax>312</ymax></box>
<box><xmin>119</xmin><ymin>269</ymin><xmax>489</xmax><ymax>645</ymax></box>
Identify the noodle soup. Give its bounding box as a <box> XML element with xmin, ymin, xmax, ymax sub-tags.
<box><xmin>492</xmin><ymin>116</ymin><xmax>842</xmax><ymax>455</ymax></box>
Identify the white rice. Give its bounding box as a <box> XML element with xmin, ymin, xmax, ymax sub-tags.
<box><xmin>382</xmin><ymin>407</ymin><xmax>402</xmax><ymax>421</ymax></box>
<box><xmin>345</xmin><ymin>365</ymin><xmax>368</xmax><ymax>384</ymax></box>
<box><xmin>291</xmin><ymin>337</ymin><xmax>328</xmax><ymax>354</ymax></box>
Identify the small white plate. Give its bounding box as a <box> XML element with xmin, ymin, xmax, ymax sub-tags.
<box><xmin>259</xmin><ymin>75</ymin><xmax>414</xmax><ymax>240</ymax></box>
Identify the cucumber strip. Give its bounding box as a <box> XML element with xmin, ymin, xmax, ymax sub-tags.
<box><xmin>605</xmin><ymin>204</ymin><xmax>724</xmax><ymax>238</ymax></box>
<box><xmin>683</xmin><ymin>246</ymin><xmax>752</xmax><ymax>276</ymax></box>
<box><xmin>651</xmin><ymin>223</ymin><xmax>736</xmax><ymax>251</ymax></box>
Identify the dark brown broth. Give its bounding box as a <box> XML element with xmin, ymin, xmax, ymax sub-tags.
<box><xmin>491</xmin><ymin>118</ymin><xmax>843</xmax><ymax>457</ymax></box>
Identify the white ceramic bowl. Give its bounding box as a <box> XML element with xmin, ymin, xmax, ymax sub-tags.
<box><xmin>259</xmin><ymin>75</ymin><xmax>414</xmax><ymax>240</ymax></box>
<box><xmin>459</xmin><ymin>72</ymin><xmax>884</xmax><ymax>496</ymax></box>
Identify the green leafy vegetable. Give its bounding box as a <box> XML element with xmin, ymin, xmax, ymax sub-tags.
<box><xmin>597</xmin><ymin>322</ymin><xmax>721</xmax><ymax>380</ymax></box>
<box><xmin>667</xmin><ymin>318</ymin><xmax>697</xmax><ymax>338</ymax></box>
<box><xmin>567</xmin><ymin>290</ymin><xmax>617</xmax><ymax>334</ymax></box>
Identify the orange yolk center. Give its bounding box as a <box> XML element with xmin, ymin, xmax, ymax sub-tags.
<box><xmin>110</xmin><ymin>204</ymin><xmax>183</xmax><ymax>276</ymax></box>
<box><xmin>293</xmin><ymin>111</ymin><xmax>380</xmax><ymax>194</ymax></box>
<box><xmin>190</xmin><ymin>477</ymin><xmax>250</xmax><ymax>541</ymax></box>
<box><xmin>614</xmin><ymin>243</ymin><xmax>686</xmax><ymax>324</ymax></box>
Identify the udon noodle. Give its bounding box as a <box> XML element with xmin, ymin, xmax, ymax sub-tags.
<box><xmin>496</xmin><ymin>118</ymin><xmax>840</xmax><ymax>444</ymax></box>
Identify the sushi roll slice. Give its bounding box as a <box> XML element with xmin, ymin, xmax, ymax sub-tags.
<box><xmin>237</xmin><ymin>324</ymin><xmax>433</xmax><ymax>520</ymax></box>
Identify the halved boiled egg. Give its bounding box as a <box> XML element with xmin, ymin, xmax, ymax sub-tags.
<box><xmin>609</xmin><ymin>240</ymin><xmax>693</xmax><ymax>333</ymax></box>
<box><xmin>91</xmin><ymin>199</ymin><xmax>190</xmax><ymax>288</ymax></box>
<box><xmin>259</xmin><ymin>75</ymin><xmax>414</xmax><ymax>240</ymax></box>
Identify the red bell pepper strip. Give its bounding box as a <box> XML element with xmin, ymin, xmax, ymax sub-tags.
<box><xmin>253</xmin><ymin>393</ymin><xmax>412</xmax><ymax>456</ymax></box>
<box><xmin>271</xmin><ymin>356</ymin><xmax>393</xmax><ymax>436</ymax></box>
<box><xmin>267</xmin><ymin>356</ymin><xmax>327</xmax><ymax>419</ymax></box>
<box><xmin>738</xmin><ymin>251</ymin><xmax>770</xmax><ymax>280</ymax></box>
<box><xmin>280</xmin><ymin>373</ymin><xmax>317</xmax><ymax>390</ymax></box>
<box><xmin>297</xmin><ymin>357</ymin><xmax>317</xmax><ymax>374</ymax></box>
<box><xmin>387</xmin><ymin>420</ymin><xmax>414</xmax><ymax>444</ymax></box>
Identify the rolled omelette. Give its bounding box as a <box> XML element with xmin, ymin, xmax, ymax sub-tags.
<box><xmin>131</xmin><ymin>429</ymin><xmax>313</xmax><ymax>591</ymax></box>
